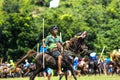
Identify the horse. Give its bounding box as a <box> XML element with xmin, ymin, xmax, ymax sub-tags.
<box><xmin>58</xmin><ymin>32</ymin><xmax>88</xmax><ymax>79</ymax></box>
<box><xmin>8</xmin><ymin>67</ymin><xmax>23</xmax><ymax>77</ymax></box>
<box><xmin>88</xmin><ymin>59</ymin><xmax>99</xmax><ymax>75</ymax></box>
<box><xmin>20</xmin><ymin>63</ymin><xmax>36</xmax><ymax>77</ymax></box>
<box><xmin>110</xmin><ymin>51</ymin><xmax>120</xmax><ymax>75</ymax></box>
<box><xmin>77</xmin><ymin>58</ymin><xmax>89</xmax><ymax>76</ymax></box>
<box><xmin>0</xmin><ymin>64</ymin><xmax>22</xmax><ymax>78</ymax></box>
<box><xmin>0</xmin><ymin>65</ymin><xmax>8</xmax><ymax>78</ymax></box>
<box><xmin>16</xmin><ymin>32</ymin><xmax>88</xmax><ymax>80</ymax></box>
<box><xmin>16</xmin><ymin>50</ymin><xmax>76</xmax><ymax>80</ymax></box>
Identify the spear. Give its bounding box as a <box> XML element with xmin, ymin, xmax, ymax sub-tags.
<box><xmin>60</xmin><ymin>32</ymin><xmax>62</xmax><ymax>41</ymax></box>
<box><xmin>42</xmin><ymin>18</ymin><xmax>45</xmax><ymax>68</ymax></box>
<box><xmin>37</xmin><ymin>43</ymin><xmax>39</xmax><ymax>52</ymax></box>
<box><xmin>98</xmin><ymin>46</ymin><xmax>105</xmax><ymax>63</ymax></box>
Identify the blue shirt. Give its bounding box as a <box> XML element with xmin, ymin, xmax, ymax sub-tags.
<box><xmin>90</xmin><ymin>52</ymin><xmax>97</xmax><ymax>61</ymax></box>
<box><xmin>25</xmin><ymin>62</ymin><xmax>30</xmax><ymax>67</ymax></box>
<box><xmin>73</xmin><ymin>59</ymin><xmax>78</xmax><ymax>67</ymax></box>
<box><xmin>105</xmin><ymin>58</ymin><xmax>111</xmax><ymax>64</ymax></box>
<box><xmin>40</xmin><ymin>46</ymin><xmax>48</xmax><ymax>53</ymax></box>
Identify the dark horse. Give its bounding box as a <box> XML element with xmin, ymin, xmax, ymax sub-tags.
<box><xmin>16</xmin><ymin>32</ymin><xmax>88</xmax><ymax>80</ymax></box>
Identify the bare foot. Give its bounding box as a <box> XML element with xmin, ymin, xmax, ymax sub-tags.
<box><xmin>58</xmin><ymin>71</ymin><xmax>64</xmax><ymax>75</ymax></box>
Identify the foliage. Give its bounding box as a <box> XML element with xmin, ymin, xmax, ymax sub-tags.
<box><xmin>0</xmin><ymin>13</ymin><xmax>39</xmax><ymax>61</ymax></box>
<box><xmin>2</xmin><ymin>0</ymin><xmax>20</xmax><ymax>13</ymax></box>
<box><xmin>0</xmin><ymin>0</ymin><xmax>120</xmax><ymax>61</ymax></box>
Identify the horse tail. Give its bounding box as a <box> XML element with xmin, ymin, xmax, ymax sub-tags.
<box><xmin>16</xmin><ymin>50</ymin><xmax>37</xmax><ymax>66</ymax></box>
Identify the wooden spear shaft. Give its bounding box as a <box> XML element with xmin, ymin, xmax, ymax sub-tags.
<box><xmin>42</xmin><ymin>18</ymin><xmax>45</xmax><ymax>68</ymax></box>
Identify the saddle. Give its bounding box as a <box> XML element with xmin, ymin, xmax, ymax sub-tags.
<box><xmin>45</xmin><ymin>49</ymin><xmax>59</xmax><ymax>60</ymax></box>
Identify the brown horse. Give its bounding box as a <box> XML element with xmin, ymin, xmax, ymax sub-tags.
<box><xmin>16</xmin><ymin>50</ymin><xmax>77</xmax><ymax>80</ymax></box>
<box><xmin>64</xmin><ymin>32</ymin><xmax>88</xmax><ymax>57</ymax></box>
<box><xmin>8</xmin><ymin>67</ymin><xmax>23</xmax><ymax>77</ymax></box>
<box><xmin>0</xmin><ymin>65</ymin><xmax>22</xmax><ymax>78</ymax></box>
<box><xmin>110</xmin><ymin>51</ymin><xmax>120</xmax><ymax>62</ymax></box>
<box><xmin>16</xmin><ymin>32</ymin><xmax>88</xmax><ymax>80</ymax></box>
<box><xmin>110</xmin><ymin>51</ymin><xmax>120</xmax><ymax>74</ymax></box>
<box><xmin>0</xmin><ymin>65</ymin><xmax>8</xmax><ymax>78</ymax></box>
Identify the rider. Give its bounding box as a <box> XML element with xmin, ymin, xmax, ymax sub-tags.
<box><xmin>90</xmin><ymin>50</ymin><xmax>98</xmax><ymax>61</ymax></box>
<box><xmin>24</xmin><ymin>59</ymin><xmax>30</xmax><ymax>69</ymax></box>
<box><xmin>43</xmin><ymin>25</ymin><xmax>64</xmax><ymax>75</ymax></box>
<box><xmin>73</xmin><ymin>57</ymin><xmax>79</xmax><ymax>70</ymax></box>
<box><xmin>9</xmin><ymin>60</ymin><xmax>15</xmax><ymax>69</ymax></box>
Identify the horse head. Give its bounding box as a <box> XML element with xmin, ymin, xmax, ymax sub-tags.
<box><xmin>64</xmin><ymin>31</ymin><xmax>88</xmax><ymax>56</ymax></box>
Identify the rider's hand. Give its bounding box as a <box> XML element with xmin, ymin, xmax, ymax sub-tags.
<box><xmin>42</xmin><ymin>39</ymin><xmax>45</xmax><ymax>42</ymax></box>
<box><xmin>42</xmin><ymin>44</ymin><xmax>46</xmax><ymax>48</ymax></box>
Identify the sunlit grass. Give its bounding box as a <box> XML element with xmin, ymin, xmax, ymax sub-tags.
<box><xmin>0</xmin><ymin>74</ymin><xmax>119</xmax><ymax>80</ymax></box>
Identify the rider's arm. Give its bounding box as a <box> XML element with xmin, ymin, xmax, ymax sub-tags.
<box><xmin>42</xmin><ymin>35</ymin><xmax>50</xmax><ymax>47</ymax></box>
<box><xmin>42</xmin><ymin>39</ymin><xmax>46</xmax><ymax>48</ymax></box>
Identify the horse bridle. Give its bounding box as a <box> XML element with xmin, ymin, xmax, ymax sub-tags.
<box><xmin>66</xmin><ymin>37</ymin><xmax>82</xmax><ymax>53</ymax></box>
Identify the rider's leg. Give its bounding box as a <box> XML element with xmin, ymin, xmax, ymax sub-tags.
<box><xmin>53</xmin><ymin>51</ymin><xmax>64</xmax><ymax>74</ymax></box>
<box><xmin>47</xmin><ymin>68</ymin><xmax>52</xmax><ymax>80</ymax></box>
<box><xmin>58</xmin><ymin>55</ymin><xmax>63</xmax><ymax>74</ymax></box>
<box><xmin>48</xmin><ymin>73</ymin><xmax>51</xmax><ymax>80</ymax></box>
<box><xmin>43</xmin><ymin>71</ymin><xmax>47</xmax><ymax>80</ymax></box>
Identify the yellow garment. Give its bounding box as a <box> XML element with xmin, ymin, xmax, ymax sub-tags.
<box><xmin>110</xmin><ymin>54</ymin><xmax>113</xmax><ymax>61</ymax></box>
<box><xmin>75</xmin><ymin>35</ymin><xmax>81</xmax><ymax>38</ymax></box>
<box><xmin>10</xmin><ymin>62</ymin><xmax>15</xmax><ymax>68</ymax></box>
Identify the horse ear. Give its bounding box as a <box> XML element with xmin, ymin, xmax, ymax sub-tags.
<box><xmin>76</xmin><ymin>32</ymin><xmax>82</xmax><ymax>36</ymax></box>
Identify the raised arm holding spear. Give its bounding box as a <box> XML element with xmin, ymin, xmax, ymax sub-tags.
<box><xmin>98</xmin><ymin>46</ymin><xmax>105</xmax><ymax>64</ymax></box>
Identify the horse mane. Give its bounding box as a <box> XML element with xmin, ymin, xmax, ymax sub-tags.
<box><xmin>110</xmin><ymin>51</ymin><xmax>120</xmax><ymax>62</ymax></box>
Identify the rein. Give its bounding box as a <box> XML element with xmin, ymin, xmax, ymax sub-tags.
<box><xmin>68</xmin><ymin>45</ymin><xmax>76</xmax><ymax>53</ymax></box>
<box><xmin>65</xmin><ymin>36</ymin><xmax>87</xmax><ymax>57</ymax></box>
<box><xmin>67</xmin><ymin>37</ymin><xmax>81</xmax><ymax>53</ymax></box>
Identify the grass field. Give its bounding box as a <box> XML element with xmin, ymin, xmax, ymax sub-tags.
<box><xmin>0</xmin><ymin>75</ymin><xmax>119</xmax><ymax>80</ymax></box>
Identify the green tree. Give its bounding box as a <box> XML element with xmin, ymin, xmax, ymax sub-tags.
<box><xmin>0</xmin><ymin>13</ymin><xmax>39</xmax><ymax>61</ymax></box>
<box><xmin>2</xmin><ymin>0</ymin><xmax>20</xmax><ymax>13</ymax></box>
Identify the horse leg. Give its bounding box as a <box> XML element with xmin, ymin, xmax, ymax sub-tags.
<box><xmin>70</xmin><ymin>66</ymin><xmax>77</xmax><ymax>80</ymax></box>
<box><xmin>59</xmin><ymin>71</ymin><xmax>68</xmax><ymax>80</ymax></box>
<box><xmin>30</xmin><ymin>67</ymin><xmax>42</xmax><ymax>80</ymax></box>
<box><xmin>64</xmin><ymin>71</ymin><xmax>68</xmax><ymax>80</ymax></box>
<box><xmin>59</xmin><ymin>74</ymin><xmax>64</xmax><ymax>80</ymax></box>
<box><xmin>65</xmin><ymin>74</ymin><xmax>68</xmax><ymax>80</ymax></box>
<box><xmin>72</xmin><ymin>70</ymin><xmax>77</xmax><ymax>80</ymax></box>
<box><xmin>30</xmin><ymin>62</ymin><xmax>43</xmax><ymax>80</ymax></box>
<box><xmin>24</xmin><ymin>69</ymin><xmax>30</xmax><ymax>76</ymax></box>
<box><xmin>67</xmin><ymin>70</ymin><xmax>73</xmax><ymax>80</ymax></box>
<box><xmin>30</xmin><ymin>57</ymin><xmax>45</xmax><ymax>80</ymax></box>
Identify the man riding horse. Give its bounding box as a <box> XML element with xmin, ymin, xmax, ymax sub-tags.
<box><xmin>43</xmin><ymin>25</ymin><xmax>64</xmax><ymax>75</ymax></box>
<box><xmin>16</xmin><ymin>26</ymin><xmax>88</xmax><ymax>80</ymax></box>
